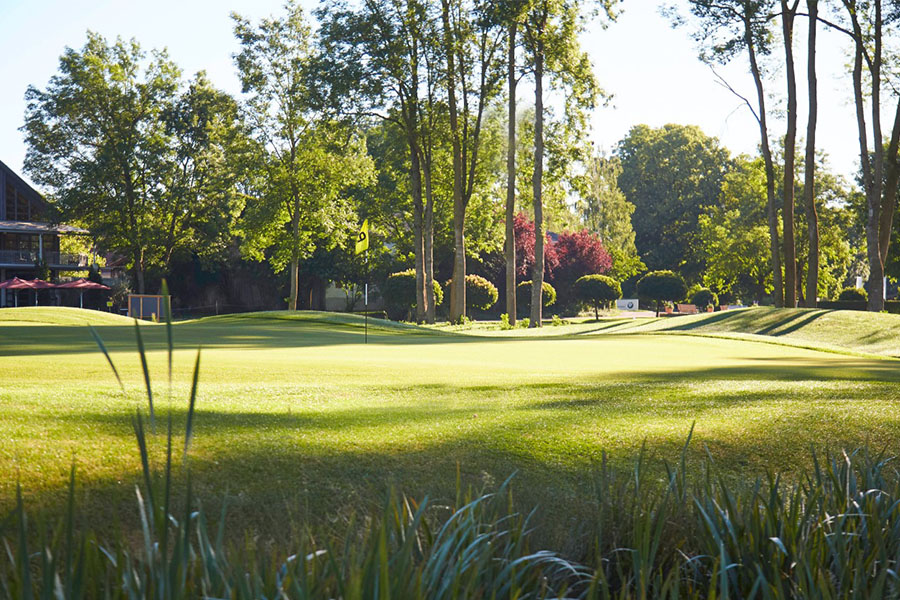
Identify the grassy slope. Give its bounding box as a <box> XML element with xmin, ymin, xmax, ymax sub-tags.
<box><xmin>4</xmin><ymin>307</ymin><xmax>900</xmax><ymax>548</ymax></box>
<box><xmin>589</xmin><ymin>307</ymin><xmax>900</xmax><ymax>357</ymax></box>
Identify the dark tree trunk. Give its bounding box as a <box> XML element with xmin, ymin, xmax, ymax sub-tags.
<box><xmin>804</xmin><ymin>0</ymin><xmax>819</xmax><ymax>307</ymax></box>
<box><xmin>442</xmin><ymin>0</ymin><xmax>466</xmax><ymax>323</ymax></box>
<box><xmin>530</xmin><ymin>36</ymin><xmax>544</xmax><ymax>328</ymax></box>
<box><xmin>505</xmin><ymin>22</ymin><xmax>518</xmax><ymax>326</ymax></box>
<box><xmin>745</xmin><ymin>16</ymin><xmax>782</xmax><ymax>307</ymax></box>
<box><xmin>424</xmin><ymin>158</ymin><xmax>436</xmax><ymax>324</ymax></box>
<box><xmin>410</xmin><ymin>143</ymin><xmax>426</xmax><ymax>323</ymax></box>
<box><xmin>781</xmin><ymin>0</ymin><xmax>799</xmax><ymax>308</ymax></box>
<box><xmin>288</xmin><ymin>198</ymin><xmax>300</xmax><ymax>310</ymax></box>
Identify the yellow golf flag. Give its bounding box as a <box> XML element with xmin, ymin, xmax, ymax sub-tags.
<box><xmin>355</xmin><ymin>219</ymin><xmax>369</xmax><ymax>255</ymax></box>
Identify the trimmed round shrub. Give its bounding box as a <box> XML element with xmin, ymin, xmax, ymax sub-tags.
<box><xmin>575</xmin><ymin>274</ymin><xmax>621</xmax><ymax>319</ymax></box>
<box><xmin>637</xmin><ymin>270</ymin><xmax>688</xmax><ymax>316</ymax></box>
<box><xmin>465</xmin><ymin>274</ymin><xmax>498</xmax><ymax>312</ymax></box>
<box><xmin>690</xmin><ymin>287</ymin><xmax>718</xmax><ymax>309</ymax></box>
<box><xmin>516</xmin><ymin>280</ymin><xmax>556</xmax><ymax>315</ymax></box>
<box><xmin>837</xmin><ymin>287</ymin><xmax>867</xmax><ymax>302</ymax></box>
<box><xmin>382</xmin><ymin>269</ymin><xmax>443</xmax><ymax>321</ymax></box>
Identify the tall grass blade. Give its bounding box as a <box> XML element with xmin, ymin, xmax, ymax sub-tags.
<box><xmin>88</xmin><ymin>324</ymin><xmax>125</xmax><ymax>395</ymax></box>
<box><xmin>184</xmin><ymin>348</ymin><xmax>201</xmax><ymax>457</ymax></box>
<box><xmin>133</xmin><ymin>319</ymin><xmax>155</xmax><ymax>432</ymax></box>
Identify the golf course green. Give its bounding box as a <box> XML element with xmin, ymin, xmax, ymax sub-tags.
<box><xmin>4</xmin><ymin>306</ymin><xmax>900</xmax><ymax>543</ymax></box>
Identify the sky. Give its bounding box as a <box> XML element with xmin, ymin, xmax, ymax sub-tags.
<box><xmin>0</xmin><ymin>0</ymin><xmax>864</xmax><ymax>190</ymax></box>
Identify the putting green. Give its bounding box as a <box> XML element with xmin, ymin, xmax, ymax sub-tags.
<box><xmin>3</xmin><ymin>308</ymin><xmax>900</xmax><ymax>541</ymax></box>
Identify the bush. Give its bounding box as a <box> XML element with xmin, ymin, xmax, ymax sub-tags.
<box><xmin>690</xmin><ymin>287</ymin><xmax>718</xmax><ymax>308</ymax></box>
<box><xmin>637</xmin><ymin>270</ymin><xmax>688</xmax><ymax>316</ymax></box>
<box><xmin>516</xmin><ymin>280</ymin><xmax>556</xmax><ymax>316</ymax></box>
<box><xmin>575</xmin><ymin>274</ymin><xmax>622</xmax><ymax>320</ymax></box>
<box><xmin>838</xmin><ymin>287</ymin><xmax>867</xmax><ymax>302</ymax></box>
<box><xmin>382</xmin><ymin>269</ymin><xmax>443</xmax><ymax>321</ymax></box>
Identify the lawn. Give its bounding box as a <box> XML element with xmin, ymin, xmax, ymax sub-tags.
<box><xmin>4</xmin><ymin>306</ymin><xmax>900</xmax><ymax>550</ymax></box>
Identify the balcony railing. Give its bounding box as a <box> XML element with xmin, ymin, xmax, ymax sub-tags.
<box><xmin>0</xmin><ymin>250</ymin><xmax>89</xmax><ymax>267</ymax></box>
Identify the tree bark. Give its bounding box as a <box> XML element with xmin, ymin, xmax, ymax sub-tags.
<box><xmin>843</xmin><ymin>0</ymin><xmax>885</xmax><ymax>310</ymax></box>
<box><xmin>423</xmin><ymin>154</ymin><xmax>436</xmax><ymax>324</ymax></box>
<box><xmin>745</xmin><ymin>15</ymin><xmax>782</xmax><ymax>307</ymax></box>
<box><xmin>505</xmin><ymin>21</ymin><xmax>517</xmax><ymax>325</ymax></box>
<box><xmin>288</xmin><ymin>197</ymin><xmax>300</xmax><ymax>310</ymax></box>
<box><xmin>803</xmin><ymin>0</ymin><xmax>819</xmax><ymax>307</ymax></box>
<box><xmin>781</xmin><ymin>0</ymin><xmax>799</xmax><ymax>308</ymax></box>
<box><xmin>530</xmin><ymin>35</ymin><xmax>545</xmax><ymax>328</ymax></box>
<box><xmin>442</xmin><ymin>0</ymin><xmax>466</xmax><ymax>323</ymax></box>
<box><xmin>409</xmin><ymin>139</ymin><xmax>426</xmax><ymax>323</ymax></box>
<box><xmin>134</xmin><ymin>248</ymin><xmax>146</xmax><ymax>294</ymax></box>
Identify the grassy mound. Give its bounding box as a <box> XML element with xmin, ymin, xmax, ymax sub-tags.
<box><xmin>591</xmin><ymin>307</ymin><xmax>900</xmax><ymax>358</ymax></box>
<box><xmin>0</xmin><ymin>306</ymin><xmax>136</xmax><ymax>327</ymax></box>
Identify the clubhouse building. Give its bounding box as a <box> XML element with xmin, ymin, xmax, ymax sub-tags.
<box><xmin>0</xmin><ymin>159</ymin><xmax>90</xmax><ymax>305</ymax></box>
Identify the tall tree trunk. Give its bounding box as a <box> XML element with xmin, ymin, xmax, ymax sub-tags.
<box><xmin>530</xmin><ymin>37</ymin><xmax>544</xmax><ymax>328</ymax></box>
<box><xmin>781</xmin><ymin>0</ymin><xmax>799</xmax><ymax>308</ymax></box>
<box><xmin>442</xmin><ymin>0</ymin><xmax>466</xmax><ymax>323</ymax></box>
<box><xmin>288</xmin><ymin>199</ymin><xmax>300</xmax><ymax>310</ymax></box>
<box><xmin>844</xmin><ymin>0</ymin><xmax>885</xmax><ymax>310</ymax></box>
<box><xmin>423</xmin><ymin>156</ymin><xmax>436</xmax><ymax>324</ymax></box>
<box><xmin>804</xmin><ymin>0</ymin><xmax>819</xmax><ymax>308</ymax></box>
<box><xmin>745</xmin><ymin>17</ymin><xmax>782</xmax><ymax>307</ymax></box>
<box><xmin>410</xmin><ymin>142</ymin><xmax>426</xmax><ymax>323</ymax></box>
<box><xmin>134</xmin><ymin>248</ymin><xmax>146</xmax><ymax>294</ymax></box>
<box><xmin>505</xmin><ymin>22</ymin><xmax>517</xmax><ymax>325</ymax></box>
<box><xmin>879</xmin><ymin>98</ymin><xmax>900</xmax><ymax>267</ymax></box>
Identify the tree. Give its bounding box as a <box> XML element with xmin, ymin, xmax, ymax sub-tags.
<box><xmin>160</xmin><ymin>73</ymin><xmax>248</xmax><ymax>270</ymax></box>
<box><xmin>440</xmin><ymin>0</ymin><xmax>506</xmax><ymax>323</ymax></box>
<box><xmin>617</xmin><ymin>124</ymin><xmax>732</xmax><ymax>281</ymax></box>
<box><xmin>574</xmin><ymin>153</ymin><xmax>644</xmax><ymax>281</ymax></box>
<box><xmin>513</xmin><ymin>212</ymin><xmax>559</xmax><ymax>279</ymax></box>
<box><xmin>23</xmin><ymin>33</ymin><xmax>180</xmax><ymax>293</ymax></box>
<box><xmin>574</xmin><ymin>274</ymin><xmax>621</xmax><ymax>319</ymax></box>
<box><xmin>637</xmin><ymin>270</ymin><xmax>688</xmax><ymax>317</ymax></box>
<box><xmin>827</xmin><ymin>0</ymin><xmax>900</xmax><ymax>310</ymax></box>
<box><xmin>520</xmin><ymin>0</ymin><xmax>611</xmax><ymax>326</ymax></box>
<box><xmin>550</xmin><ymin>229</ymin><xmax>612</xmax><ymax>313</ymax></box>
<box><xmin>803</xmin><ymin>0</ymin><xmax>820</xmax><ymax>307</ymax></box>
<box><xmin>780</xmin><ymin>0</ymin><xmax>800</xmax><ymax>307</ymax></box>
<box><xmin>233</xmin><ymin>2</ymin><xmax>373</xmax><ymax>310</ymax></box>
<box><xmin>317</xmin><ymin>0</ymin><xmax>438</xmax><ymax>322</ymax></box>
<box><xmin>684</xmin><ymin>0</ymin><xmax>784</xmax><ymax>307</ymax></box>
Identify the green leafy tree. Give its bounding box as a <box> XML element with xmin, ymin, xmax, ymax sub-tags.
<box><xmin>233</xmin><ymin>2</ymin><xmax>374</xmax><ymax>310</ymax></box>
<box><xmin>317</xmin><ymin>0</ymin><xmax>440</xmax><ymax>322</ymax></box>
<box><xmin>681</xmin><ymin>0</ymin><xmax>783</xmax><ymax>306</ymax></box>
<box><xmin>617</xmin><ymin>124</ymin><xmax>732</xmax><ymax>282</ymax></box>
<box><xmin>23</xmin><ymin>33</ymin><xmax>180</xmax><ymax>293</ymax></box>
<box><xmin>520</xmin><ymin>0</ymin><xmax>615</xmax><ymax>327</ymax></box>
<box><xmin>637</xmin><ymin>270</ymin><xmax>688</xmax><ymax>317</ymax></box>
<box><xmin>574</xmin><ymin>274</ymin><xmax>621</xmax><ymax>319</ymax></box>
<box><xmin>574</xmin><ymin>153</ymin><xmax>644</xmax><ymax>281</ymax></box>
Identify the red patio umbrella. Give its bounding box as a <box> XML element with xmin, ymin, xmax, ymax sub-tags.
<box><xmin>0</xmin><ymin>277</ymin><xmax>50</xmax><ymax>307</ymax></box>
<box><xmin>56</xmin><ymin>278</ymin><xmax>110</xmax><ymax>308</ymax></box>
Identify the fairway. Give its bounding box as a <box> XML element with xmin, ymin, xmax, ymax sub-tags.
<box><xmin>4</xmin><ymin>307</ymin><xmax>900</xmax><ymax>543</ymax></box>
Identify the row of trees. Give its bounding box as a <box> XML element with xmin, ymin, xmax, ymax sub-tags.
<box><xmin>21</xmin><ymin>0</ymin><xmax>896</xmax><ymax>319</ymax></box>
<box><xmin>24</xmin><ymin>0</ymin><xmax>628</xmax><ymax>324</ymax></box>
<box><xmin>682</xmin><ymin>0</ymin><xmax>900</xmax><ymax>311</ymax></box>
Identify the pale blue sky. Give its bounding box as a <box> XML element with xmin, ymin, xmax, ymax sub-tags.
<box><xmin>0</xmin><ymin>0</ymin><xmax>861</xmax><ymax>189</ymax></box>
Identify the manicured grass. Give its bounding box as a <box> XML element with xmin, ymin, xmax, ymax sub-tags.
<box><xmin>4</xmin><ymin>306</ymin><xmax>900</xmax><ymax>548</ymax></box>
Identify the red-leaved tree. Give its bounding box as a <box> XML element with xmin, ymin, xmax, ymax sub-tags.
<box><xmin>514</xmin><ymin>213</ymin><xmax>558</xmax><ymax>279</ymax></box>
<box><xmin>516</xmin><ymin>213</ymin><xmax>612</xmax><ymax>313</ymax></box>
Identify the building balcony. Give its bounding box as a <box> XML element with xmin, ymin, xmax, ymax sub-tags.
<box><xmin>0</xmin><ymin>250</ymin><xmax>90</xmax><ymax>268</ymax></box>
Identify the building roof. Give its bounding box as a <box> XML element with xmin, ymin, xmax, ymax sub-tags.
<box><xmin>0</xmin><ymin>220</ymin><xmax>88</xmax><ymax>235</ymax></box>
